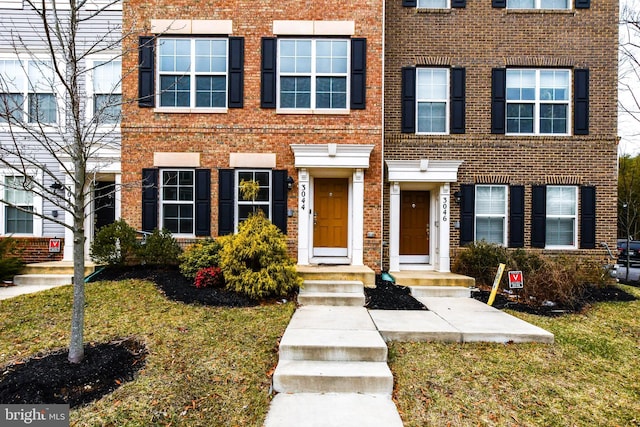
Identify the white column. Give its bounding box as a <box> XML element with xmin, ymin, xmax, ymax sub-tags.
<box><xmin>62</xmin><ymin>174</ymin><xmax>74</xmax><ymax>261</ymax></box>
<box><xmin>389</xmin><ymin>182</ymin><xmax>401</xmax><ymax>272</ymax></box>
<box><xmin>351</xmin><ymin>168</ymin><xmax>365</xmax><ymax>265</ymax></box>
<box><xmin>438</xmin><ymin>183</ymin><xmax>451</xmax><ymax>273</ymax></box>
<box><xmin>115</xmin><ymin>173</ymin><xmax>122</xmax><ymax>220</ymax></box>
<box><xmin>297</xmin><ymin>168</ymin><xmax>310</xmax><ymax>265</ymax></box>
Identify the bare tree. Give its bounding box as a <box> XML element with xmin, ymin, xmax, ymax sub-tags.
<box><xmin>0</xmin><ymin>0</ymin><xmax>125</xmax><ymax>363</ymax></box>
<box><xmin>620</xmin><ymin>0</ymin><xmax>640</xmax><ymax>150</ymax></box>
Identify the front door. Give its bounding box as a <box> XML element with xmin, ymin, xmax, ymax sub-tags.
<box><xmin>94</xmin><ymin>181</ymin><xmax>116</xmax><ymax>235</ymax></box>
<box><xmin>313</xmin><ymin>178</ymin><xmax>348</xmax><ymax>257</ymax></box>
<box><xmin>400</xmin><ymin>191</ymin><xmax>430</xmax><ymax>263</ymax></box>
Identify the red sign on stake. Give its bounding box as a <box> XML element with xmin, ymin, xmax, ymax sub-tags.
<box><xmin>49</xmin><ymin>239</ymin><xmax>61</xmax><ymax>253</ymax></box>
<box><xmin>508</xmin><ymin>270</ymin><xmax>523</xmax><ymax>289</ymax></box>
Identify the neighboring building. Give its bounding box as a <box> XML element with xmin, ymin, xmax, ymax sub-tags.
<box><xmin>121</xmin><ymin>1</ymin><xmax>383</xmax><ymax>270</ymax></box>
<box><xmin>0</xmin><ymin>0</ymin><xmax>122</xmax><ymax>262</ymax></box>
<box><xmin>384</xmin><ymin>0</ymin><xmax>618</xmax><ymax>273</ymax></box>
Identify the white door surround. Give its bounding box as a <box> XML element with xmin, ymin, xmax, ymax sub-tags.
<box><xmin>386</xmin><ymin>159</ymin><xmax>463</xmax><ymax>273</ymax></box>
<box><xmin>291</xmin><ymin>144</ymin><xmax>374</xmax><ymax>267</ymax></box>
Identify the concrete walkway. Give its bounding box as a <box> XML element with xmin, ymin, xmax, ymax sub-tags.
<box><xmin>0</xmin><ymin>282</ymin><xmax>70</xmax><ymax>300</ymax></box>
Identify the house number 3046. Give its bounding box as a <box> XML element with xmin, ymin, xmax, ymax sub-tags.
<box><xmin>442</xmin><ymin>196</ymin><xmax>448</xmax><ymax>222</ymax></box>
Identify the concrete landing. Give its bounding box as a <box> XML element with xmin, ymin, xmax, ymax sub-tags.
<box><xmin>391</xmin><ymin>270</ymin><xmax>475</xmax><ymax>288</ymax></box>
<box><xmin>264</xmin><ymin>393</ymin><xmax>403</xmax><ymax>427</ymax></box>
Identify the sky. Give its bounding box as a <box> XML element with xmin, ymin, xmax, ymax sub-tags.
<box><xmin>619</xmin><ymin>0</ymin><xmax>640</xmax><ymax>156</ymax></box>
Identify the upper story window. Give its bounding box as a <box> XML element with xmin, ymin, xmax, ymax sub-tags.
<box><xmin>475</xmin><ymin>185</ymin><xmax>507</xmax><ymax>246</ymax></box>
<box><xmin>236</xmin><ymin>170</ymin><xmax>271</xmax><ymax>230</ymax></box>
<box><xmin>157</xmin><ymin>38</ymin><xmax>228</xmax><ymax>110</ymax></box>
<box><xmin>277</xmin><ymin>39</ymin><xmax>349</xmax><ymax>112</ymax></box>
<box><xmin>506</xmin><ymin>69</ymin><xmax>570</xmax><ymax>135</ymax></box>
<box><xmin>545</xmin><ymin>185</ymin><xmax>577</xmax><ymax>249</ymax></box>
<box><xmin>507</xmin><ymin>0</ymin><xmax>569</xmax><ymax>9</ymax></box>
<box><xmin>416</xmin><ymin>68</ymin><xmax>449</xmax><ymax>134</ymax></box>
<box><xmin>418</xmin><ymin>0</ymin><xmax>449</xmax><ymax>7</ymax></box>
<box><xmin>0</xmin><ymin>58</ymin><xmax>56</xmax><ymax>125</ymax></box>
<box><xmin>89</xmin><ymin>59</ymin><xmax>121</xmax><ymax>124</ymax></box>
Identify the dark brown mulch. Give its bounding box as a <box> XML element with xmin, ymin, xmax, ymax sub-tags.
<box><xmin>0</xmin><ymin>338</ymin><xmax>146</xmax><ymax>408</ymax></box>
<box><xmin>365</xmin><ymin>276</ymin><xmax>427</xmax><ymax>310</ymax></box>
<box><xmin>88</xmin><ymin>265</ymin><xmax>258</xmax><ymax>307</ymax></box>
<box><xmin>471</xmin><ymin>284</ymin><xmax>638</xmax><ymax>316</ymax></box>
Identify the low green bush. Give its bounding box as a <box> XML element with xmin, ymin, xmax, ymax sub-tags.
<box><xmin>0</xmin><ymin>237</ymin><xmax>24</xmax><ymax>281</ymax></box>
<box><xmin>90</xmin><ymin>219</ymin><xmax>140</xmax><ymax>266</ymax></box>
<box><xmin>140</xmin><ymin>228</ymin><xmax>182</xmax><ymax>266</ymax></box>
<box><xmin>179</xmin><ymin>238</ymin><xmax>223</xmax><ymax>279</ymax></box>
<box><xmin>218</xmin><ymin>213</ymin><xmax>301</xmax><ymax>300</ymax></box>
<box><xmin>453</xmin><ymin>241</ymin><xmax>510</xmax><ymax>287</ymax></box>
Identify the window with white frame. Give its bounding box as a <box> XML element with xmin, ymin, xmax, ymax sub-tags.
<box><xmin>160</xmin><ymin>170</ymin><xmax>194</xmax><ymax>235</ymax></box>
<box><xmin>236</xmin><ymin>170</ymin><xmax>271</xmax><ymax>229</ymax></box>
<box><xmin>278</xmin><ymin>39</ymin><xmax>349</xmax><ymax>111</ymax></box>
<box><xmin>475</xmin><ymin>185</ymin><xmax>507</xmax><ymax>245</ymax></box>
<box><xmin>0</xmin><ymin>58</ymin><xmax>56</xmax><ymax>124</ymax></box>
<box><xmin>546</xmin><ymin>186</ymin><xmax>577</xmax><ymax>248</ymax></box>
<box><xmin>418</xmin><ymin>0</ymin><xmax>449</xmax><ymax>7</ymax></box>
<box><xmin>507</xmin><ymin>0</ymin><xmax>569</xmax><ymax>9</ymax></box>
<box><xmin>158</xmin><ymin>38</ymin><xmax>228</xmax><ymax>109</ymax></box>
<box><xmin>90</xmin><ymin>59</ymin><xmax>121</xmax><ymax>124</ymax></box>
<box><xmin>506</xmin><ymin>69</ymin><xmax>570</xmax><ymax>134</ymax></box>
<box><xmin>4</xmin><ymin>176</ymin><xmax>34</xmax><ymax>234</ymax></box>
<box><xmin>416</xmin><ymin>68</ymin><xmax>449</xmax><ymax>134</ymax></box>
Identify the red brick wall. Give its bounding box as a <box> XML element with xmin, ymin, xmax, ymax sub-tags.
<box><xmin>121</xmin><ymin>1</ymin><xmax>384</xmax><ymax>270</ymax></box>
<box><xmin>1</xmin><ymin>237</ymin><xmax>64</xmax><ymax>264</ymax></box>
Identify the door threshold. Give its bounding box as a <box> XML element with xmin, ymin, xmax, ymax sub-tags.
<box><xmin>310</xmin><ymin>257</ymin><xmax>351</xmax><ymax>265</ymax></box>
<box><xmin>399</xmin><ymin>264</ymin><xmax>434</xmax><ymax>271</ymax></box>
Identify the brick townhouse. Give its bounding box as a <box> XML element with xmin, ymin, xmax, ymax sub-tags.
<box><xmin>384</xmin><ymin>0</ymin><xmax>618</xmax><ymax>273</ymax></box>
<box><xmin>120</xmin><ymin>1</ymin><xmax>384</xmax><ymax>271</ymax></box>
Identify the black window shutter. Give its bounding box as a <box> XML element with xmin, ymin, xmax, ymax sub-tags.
<box><xmin>350</xmin><ymin>38</ymin><xmax>367</xmax><ymax>110</ymax></box>
<box><xmin>450</xmin><ymin>67</ymin><xmax>466</xmax><ymax>134</ymax></box>
<box><xmin>228</xmin><ymin>37</ymin><xmax>244</xmax><ymax>109</ymax></box>
<box><xmin>492</xmin><ymin>0</ymin><xmax>507</xmax><ymax>7</ymax></box>
<box><xmin>575</xmin><ymin>0</ymin><xmax>590</xmax><ymax>9</ymax></box>
<box><xmin>195</xmin><ymin>169</ymin><xmax>211</xmax><ymax>236</ymax></box>
<box><xmin>491</xmin><ymin>68</ymin><xmax>506</xmax><ymax>134</ymax></box>
<box><xmin>580</xmin><ymin>186</ymin><xmax>596</xmax><ymax>249</ymax></box>
<box><xmin>218</xmin><ymin>169</ymin><xmax>235</xmax><ymax>235</ymax></box>
<box><xmin>272</xmin><ymin>170</ymin><xmax>288</xmax><ymax>234</ymax></box>
<box><xmin>261</xmin><ymin>38</ymin><xmax>277</xmax><ymax>109</ymax></box>
<box><xmin>531</xmin><ymin>185</ymin><xmax>546</xmax><ymax>248</ymax></box>
<box><xmin>403</xmin><ymin>0</ymin><xmax>417</xmax><ymax>6</ymax></box>
<box><xmin>452</xmin><ymin>0</ymin><xmax>467</xmax><ymax>7</ymax></box>
<box><xmin>138</xmin><ymin>36</ymin><xmax>155</xmax><ymax>108</ymax></box>
<box><xmin>509</xmin><ymin>185</ymin><xmax>525</xmax><ymax>248</ymax></box>
<box><xmin>141</xmin><ymin>168</ymin><xmax>158</xmax><ymax>232</ymax></box>
<box><xmin>574</xmin><ymin>69</ymin><xmax>589</xmax><ymax>135</ymax></box>
<box><xmin>460</xmin><ymin>184</ymin><xmax>475</xmax><ymax>246</ymax></box>
<box><xmin>401</xmin><ymin>67</ymin><xmax>416</xmax><ymax>133</ymax></box>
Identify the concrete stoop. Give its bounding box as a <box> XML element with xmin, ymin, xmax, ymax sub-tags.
<box><xmin>298</xmin><ymin>279</ymin><xmax>366</xmax><ymax>306</ymax></box>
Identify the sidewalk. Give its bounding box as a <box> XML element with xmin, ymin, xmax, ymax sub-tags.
<box><xmin>0</xmin><ymin>282</ymin><xmax>70</xmax><ymax>300</ymax></box>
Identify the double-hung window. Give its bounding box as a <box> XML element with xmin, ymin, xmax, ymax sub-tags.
<box><xmin>91</xmin><ymin>59</ymin><xmax>121</xmax><ymax>124</ymax></box>
<box><xmin>545</xmin><ymin>186</ymin><xmax>577</xmax><ymax>248</ymax></box>
<box><xmin>506</xmin><ymin>69</ymin><xmax>570</xmax><ymax>135</ymax></box>
<box><xmin>158</xmin><ymin>38</ymin><xmax>228</xmax><ymax>109</ymax></box>
<box><xmin>0</xmin><ymin>58</ymin><xmax>56</xmax><ymax>124</ymax></box>
<box><xmin>160</xmin><ymin>170</ymin><xmax>194</xmax><ymax>235</ymax></box>
<box><xmin>278</xmin><ymin>39</ymin><xmax>349</xmax><ymax>111</ymax></box>
<box><xmin>236</xmin><ymin>170</ymin><xmax>271</xmax><ymax>229</ymax></box>
<box><xmin>418</xmin><ymin>0</ymin><xmax>449</xmax><ymax>7</ymax></box>
<box><xmin>507</xmin><ymin>0</ymin><xmax>569</xmax><ymax>9</ymax></box>
<box><xmin>4</xmin><ymin>176</ymin><xmax>34</xmax><ymax>234</ymax></box>
<box><xmin>416</xmin><ymin>68</ymin><xmax>449</xmax><ymax>134</ymax></box>
<box><xmin>475</xmin><ymin>185</ymin><xmax>507</xmax><ymax>245</ymax></box>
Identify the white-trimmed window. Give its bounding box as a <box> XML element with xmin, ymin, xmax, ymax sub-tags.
<box><xmin>416</xmin><ymin>68</ymin><xmax>449</xmax><ymax>134</ymax></box>
<box><xmin>157</xmin><ymin>38</ymin><xmax>228</xmax><ymax>109</ymax></box>
<box><xmin>0</xmin><ymin>58</ymin><xmax>57</xmax><ymax>124</ymax></box>
<box><xmin>506</xmin><ymin>69</ymin><xmax>570</xmax><ymax>135</ymax></box>
<box><xmin>507</xmin><ymin>0</ymin><xmax>569</xmax><ymax>9</ymax></box>
<box><xmin>88</xmin><ymin>59</ymin><xmax>121</xmax><ymax>124</ymax></box>
<box><xmin>277</xmin><ymin>39</ymin><xmax>349</xmax><ymax>112</ymax></box>
<box><xmin>475</xmin><ymin>185</ymin><xmax>507</xmax><ymax>245</ymax></box>
<box><xmin>235</xmin><ymin>170</ymin><xmax>271</xmax><ymax>230</ymax></box>
<box><xmin>418</xmin><ymin>0</ymin><xmax>449</xmax><ymax>7</ymax></box>
<box><xmin>546</xmin><ymin>185</ymin><xmax>577</xmax><ymax>248</ymax></box>
<box><xmin>1</xmin><ymin>174</ymin><xmax>42</xmax><ymax>236</ymax></box>
<box><xmin>160</xmin><ymin>170</ymin><xmax>194</xmax><ymax>235</ymax></box>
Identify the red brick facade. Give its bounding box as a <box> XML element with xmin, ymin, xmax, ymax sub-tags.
<box><xmin>1</xmin><ymin>237</ymin><xmax>64</xmax><ymax>264</ymax></box>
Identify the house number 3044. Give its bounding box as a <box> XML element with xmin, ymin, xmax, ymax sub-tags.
<box><xmin>300</xmin><ymin>184</ymin><xmax>307</xmax><ymax>210</ymax></box>
<box><xmin>442</xmin><ymin>196</ymin><xmax>448</xmax><ymax>222</ymax></box>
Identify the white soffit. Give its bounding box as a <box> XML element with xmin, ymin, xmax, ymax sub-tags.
<box><xmin>386</xmin><ymin>159</ymin><xmax>464</xmax><ymax>182</ymax></box>
<box><xmin>291</xmin><ymin>144</ymin><xmax>374</xmax><ymax>169</ymax></box>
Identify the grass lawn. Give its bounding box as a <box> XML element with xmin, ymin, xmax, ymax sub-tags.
<box><xmin>389</xmin><ymin>284</ymin><xmax>640</xmax><ymax>427</ymax></box>
<box><xmin>0</xmin><ymin>279</ymin><xmax>295</xmax><ymax>426</ymax></box>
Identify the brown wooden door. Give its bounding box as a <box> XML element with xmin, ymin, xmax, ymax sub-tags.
<box><xmin>400</xmin><ymin>191</ymin><xmax>429</xmax><ymax>255</ymax></box>
<box><xmin>314</xmin><ymin>178</ymin><xmax>348</xmax><ymax>248</ymax></box>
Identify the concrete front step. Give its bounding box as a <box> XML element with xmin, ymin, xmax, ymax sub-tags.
<box><xmin>279</xmin><ymin>328</ymin><xmax>388</xmax><ymax>362</ymax></box>
<box><xmin>298</xmin><ymin>291</ymin><xmax>365</xmax><ymax>306</ymax></box>
<box><xmin>272</xmin><ymin>360</ymin><xmax>394</xmax><ymax>394</ymax></box>
<box><xmin>21</xmin><ymin>261</ymin><xmax>96</xmax><ymax>276</ymax></box>
<box><xmin>297</xmin><ymin>265</ymin><xmax>375</xmax><ymax>287</ymax></box>
<box><xmin>264</xmin><ymin>393</ymin><xmax>403</xmax><ymax>427</ymax></box>
<box><xmin>392</xmin><ymin>270</ymin><xmax>475</xmax><ymax>288</ymax></box>
<box><xmin>410</xmin><ymin>285</ymin><xmax>471</xmax><ymax>298</ymax></box>
<box><xmin>302</xmin><ymin>279</ymin><xmax>364</xmax><ymax>293</ymax></box>
<box><xmin>13</xmin><ymin>274</ymin><xmax>73</xmax><ymax>286</ymax></box>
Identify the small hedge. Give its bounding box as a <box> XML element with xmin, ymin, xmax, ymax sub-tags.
<box><xmin>0</xmin><ymin>237</ymin><xmax>24</xmax><ymax>281</ymax></box>
<box><xmin>90</xmin><ymin>219</ymin><xmax>139</xmax><ymax>266</ymax></box>
<box><xmin>179</xmin><ymin>238</ymin><xmax>223</xmax><ymax>279</ymax></box>
<box><xmin>140</xmin><ymin>228</ymin><xmax>182</xmax><ymax>266</ymax></box>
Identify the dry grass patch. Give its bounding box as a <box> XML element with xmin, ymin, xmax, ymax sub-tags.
<box><xmin>389</xmin><ymin>284</ymin><xmax>640</xmax><ymax>427</ymax></box>
<box><xmin>0</xmin><ymin>279</ymin><xmax>295</xmax><ymax>426</ymax></box>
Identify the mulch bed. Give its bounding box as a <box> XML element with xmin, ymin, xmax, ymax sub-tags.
<box><xmin>365</xmin><ymin>277</ymin><xmax>427</xmax><ymax>310</ymax></box>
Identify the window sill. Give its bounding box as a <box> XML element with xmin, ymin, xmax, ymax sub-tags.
<box><xmin>504</xmin><ymin>133</ymin><xmax>571</xmax><ymax>137</ymax></box>
<box><xmin>153</xmin><ymin>107</ymin><xmax>228</xmax><ymax>114</ymax></box>
<box><xmin>416</xmin><ymin>8</ymin><xmax>452</xmax><ymax>13</ymax></box>
<box><xmin>276</xmin><ymin>109</ymin><xmax>350</xmax><ymax>115</ymax></box>
<box><xmin>506</xmin><ymin>9</ymin><xmax>575</xmax><ymax>15</ymax></box>
<box><xmin>416</xmin><ymin>132</ymin><xmax>450</xmax><ymax>136</ymax></box>
<box><xmin>545</xmin><ymin>245</ymin><xmax>578</xmax><ymax>251</ymax></box>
